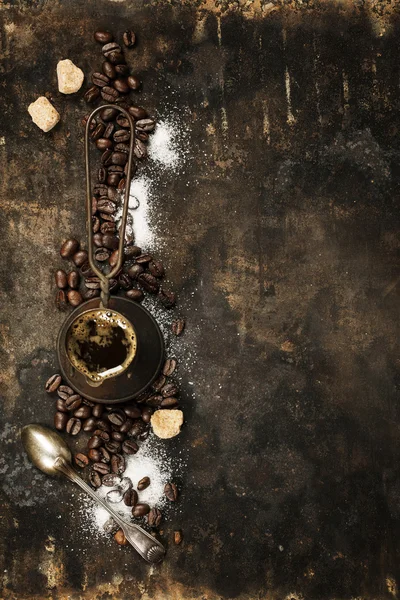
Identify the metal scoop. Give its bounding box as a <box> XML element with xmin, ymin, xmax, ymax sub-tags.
<box><xmin>21</xmin><ymin>424</ymin><xmax>165</xmax><ymax>563</ymax></box>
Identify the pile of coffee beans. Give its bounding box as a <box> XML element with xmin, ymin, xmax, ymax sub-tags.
<box><xmin>46</xmin><ymin>353</ymin><xmax>181</xmax><ymax>540</ymax></box>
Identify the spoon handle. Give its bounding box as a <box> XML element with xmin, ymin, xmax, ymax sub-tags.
<box><xmin>54</xmin><ymin>457</ymin><xmax>165</xmax><ymax>563</ymax></box>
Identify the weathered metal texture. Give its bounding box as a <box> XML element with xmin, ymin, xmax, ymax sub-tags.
<box><xmin>1</xmin><ymin>0</ymin><xmax>400</xmax><ymax>598</ymax></box>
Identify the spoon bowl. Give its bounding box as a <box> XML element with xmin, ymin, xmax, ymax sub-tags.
<box><xmin>22</xmin><ymin>423</ymin><xmax>72</xmax><ymax>476</ymax></box>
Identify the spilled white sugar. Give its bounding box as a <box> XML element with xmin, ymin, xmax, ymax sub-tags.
<box><xmin>79</xmin><ymin>434</ymin><xmax>176</xmax><ymax>539</ymax></box>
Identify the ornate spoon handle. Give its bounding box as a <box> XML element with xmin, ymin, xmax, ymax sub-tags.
<box><xmin>54</xmin><ymin>457</ymin><xmax>165</xmax><ymax>563</ymax></box>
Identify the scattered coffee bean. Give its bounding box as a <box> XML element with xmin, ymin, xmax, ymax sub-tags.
<box><xmin>146</xmin><ymin>395</ymin><xmax>163</xmax><ymax>408</ymax></box>
<box><xmin>73</xmin><ymin>405</ymin><xmax>92</xmax><ymax>419</ymax></box>
<box><xmin>129</xmin><ymin>105</ymin><xmax>148</xmax><ymax>120</ymax></box>
<box><xmin>101</xmin><ymin>86</ymin><xmax>119</xmax><ymax>103</ymax></box>
<box><xmin>108</xmin><ymin>409</ymin><xmax>126</xmax><ymax>427</ymax></box>
<box><xmin>102</xmin><ymin>234</ymin><xmax>119</xmax><ymax>249</ymax></box>
<box><xmin>164</xmin><ymin>482</ymin><xmax>179</xmax><ymax>502</ymax></box>
<box><xmin>59</xmin><ymin>384</ymin><xmax>74</xmax><ymax>396</ymax></box>
<box><xmin>109</xmin><ymin>250</ymin><xmax>120</xmax><ymax>268</ymax></box>
<box><xmin>94</xmin><ymin>247</ymin><xmax>110</xmax><ymax>262</ymax></box>
<box><xmin>102</xmin><ymin>61</ymin><xmax>116</xmax><ymax>79</ymax></box>
<box><xmin>55</xmin><ymin>270</ymin><xmax>68</xmax><ymax>289</ymax></box>
<box><xmin>174</xmin><ymin>530</ymin><xmax>183</xmax><ymax>544</ymax></box>
<box><xmin>96</xmin><ymin>419</ymin><xmax>111</xmax><ymax>432</ymax></box>
<box><xmin>115</xmin><ymin>63</ymin><xmax>129</xmax><ymax>76</ymax></box>
<box><xmin>141</xmin><ymin>406</ymin><xmax>153</xmax><ymax>423</ymax></box>
<box><xmin>147</xmin><ymin>508</ymin><xmax>162</xmax><ymax>528</ymax></box>
<box><xmin>114</xmin><ymin>528</ymin><xmax>128</xmax><ymax>545</ymax></box>
<box><xmin>54</xmin><ymin>411</ymin><xmax>68</xmax><ymax>430</ymax></box>
<box><xmin>127</xmin><ymin>264</ymin><xmax>144</xmax><ymax>280</ymax></box>
<box><xmin>96</xmin><ymin>137</ymin><xmax>113</xmax><ymax>150</ymax></box>
<box><xmin>67</xmin><ymin>289</ymin><xmax>83</xmax><ymax>307</ymax></box>
<box><xmin>88</xmin><ymin>435</ymin><xmax>103</xmax><ymax>449</ymax></box>
<box><xmin>94</xmin><ymin>31</ymin><xmax>113</xmax><ymax>44</ymax></box>
<box><xmin>119</xmin><ymin>418</ymin><xmax>133</xmax><ymax>434</ymax></box>
<box><xmin>60</xmin><ymin>238</ymin><xmax>79</xmax><ymax>259</ymax></box>
<box><xmin>92</xmin><ymin>404</ymin><xmax>104</xmax><ymax>418</ymax></box>
<box><xmin>75</xmin><ymin>453</ymin><xmax>89</xmax><ymax>468</ymax></box>
<box><xmin>152</xmin><ymin>375</ymin><xmax>166</xmax><ymax>392</ymax></box>
<box><xmin>136</xmin><ymin>118</ymin><xmax>156</xmax><ymax>132</ymax></box>
<box><xmin>45</xmin><ymin>373</ymin><xmax>62</xmax><ymax>393</ymax></box>
<box><xmin>89</xmin><ymin>470</ymin><xmax>102</xmax><ymax>488</ymax></box>
<box><xmin>116</xmin><ymin>114</ymin><xmax>130</xmax><ymax>128</ymax></box>
<box><xmin>125</xmin><ymin>289</ymin><xmax>144</xmax><ymax>302</ymax></box>
<box><xmin>103</xmin><ymin>122</ymin><xmax>115</xmax><ymax>139</ymax></box>
<box><xmin>172</xmin><ymin>318</ymin><xmax>185</xmax><ymax>336</ymax></box>
<box><xmin>163</xmin><ymin>358</ymin><xmax>177</xmax><ymax>377</ymax></box>
<box><xmin>134</xmin><ymin>138</ymin><xmax>147</xmax><ymax>159</ymax></box>
<box><xmin>161</xmin><ymin>382</ymin><xmax>178</xmax><ymax>398</ymax></box>
<box><xmin>159</xmin><ymin>289</ymin><xmax>176</xmax><ymax>308</ymax></box>
<box><xmin>132</xmin><ymin>503</ymin><xmax>150</xmax><ymax>517</ymax></box>
<box><xmin>122</xmin><ymin>439</ymin><xmax>139</xmax><ymax>455</ymax></box>
<box><xmin>91</xmin><ymin>123</ymin><xmax>106</xmax><ymax>141</ymax></box>
<box><xmin>65</xmin><ymin>394</ymin><xmax>82</xmax><ymax>411</ymax></box>
<box><xmin>161</xmin><ymin>397</ymin><xmax>179</xmax><ymax>408</ymax></box>
<box><xmin>56</xmin><ymin>398</ymin><xmax>68</xmax><ymax>412</ymax></box>
<box><xmin>72</xmin><ymin>249</ymin><xmax>88</xmax><ymax>267</ymax></box>
<box><xmin>67</xmin><ymin>270</ymin><xmax>80</xmax><ymax>289</ymax></box>
<box><xmin>111</xmin><ymin>431</ymin><xmax>125</xmax><ymax>442</ymax></box>
<box><xmin>99</xmin><ymin>446</ymin><xmax>111</xmax><ymax>463</ymax></box>
<box><xmin>111</xmin><ymin>453</ymin><xmax>125</xmax><ymax>474</ymax></box>
<box><xmin>93</xmin><ymin>462</ymin><xmax>110</xmax><ymax>475</ymax></box>
<box><xmin>127</xmin><ymin>75</ymin><xmax>140</xmax><ymax>90</ymax></box>
<box><xmin>148</xmin><ymin>260</ymin><xmax>165</xmax><ymax>278</ymax></box>
<box><xmin>84</xmin><ymin>85</ymin><xmax>100</xmax><ymax>103</ymax></box>
<box><xmin>137</xmin><ymin>476</ymin><xmax>150</xmax><ymax>491</ymax></box>
<box><xmin>123</xmin><ymin>488</ymin><xmax>138</xmax><ymax>507</ymax></box>
<box><xmin>138</xmin><ymin>273</ymin><xmax>159</xmax><ymax>294</ymax></box>
<box><xmin>123</xmin><ymin>29</ymin><xmax>136</xmax><ymax>47</ymax></box>
<box><xmin>114</xmin><ymin>78</ymin><xmax>130</xmax><ymax>94</ymax></box>
<box><xmin>83</xmin><ymin>417</ymin><xmax>97</xmax><ymax>432</ymax></box>
<box><xmin>102</xmin><ymin>41</ymin><xmax>122</xmax><ymax>57</ymax></box>
<box><xmin>66</xmin><ymin>417</ymin><xmax>82</xmax><ymax>436</ymax></box>
<box><xmin>92</xmin><ymin>72</ymin><xmax>110</xmax><ymax>87</ymax></box>
<box><xmin>55</xmin><ymin>289</ymin><xmax>68</xmax><ymax>311</ymax></box>
<box><xmin>105</xmin><ymin>440</ymin><xmax>121</xmax><ymax>454</ymax></box>
<box><xmin>85</xmin><ymin>277</ymin><xmax>101</xmax><ymax>290</ymax></box>
<box><xmin>123</xmin><ymin>404</ymin><xmax>141</xmax><ymax>419</ymax></box>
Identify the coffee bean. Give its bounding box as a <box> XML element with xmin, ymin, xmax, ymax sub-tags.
<box><xmin>102</xmin><ymin>474</ymin><xmax>121</xmax><ymax>487</ymax></box>
<box><xmin>161</xmin><ymin>397</ymin><xmax>179</xmax><ymax>408</ymax></box>
<box><xmin>174</xmin><ymin>530</ymin><xmax>183</xmax><ymax>544</ymax></box>
<box><xmin>108</xmin><ymin>409</ymin><xmax>126</xmax><ymax>427</ymax></box>
<box><xmin>127</xmin><ymin>264</ymin><xmax>144</xmax><ymax>280</ymax></box>
<box><xmin>92</xmin><ymin>72</ymin><xmax>110</xmax><ymax>87</ymax></box>
<box><xmin>133</xmin><ymin>503</ymin><xmax>150</xmax><ymax>517</ymax></box>
<box><xmin>75</xmin><ymin>453</ymin><xmax>89</xmax><ymax>468</ymax></box>
<box><xmin>164</xmin><ymin>482</ymin><xmax>179</xmax><ymax>502</ymax></box>
<box><xmin>54</xmin><ymin>269</ymin><xmax>67</xmax><ymax>289</ymax></box>
<box><xmin>163</xmin><ymin>358</ymin><xmax>177</xmax><ymax>377</ymax></box>
<box><xmin>129</xmin><ymin>420</ymin><xmax>147</xmax><ymax>438</ymax></box>
<box><xmin>108</xmin><ymin>250</ymin><xmax>119</xmax><ymax>268</ymax></box>
<box><xmin>67</xmin><ymin>270</ymin><xmax>80</xmax><ymax>289</ymax></box>
<box><xmin>96</xmin><ymin>138</ymin><xmax>113</xmax><ymax>150</ymax></box>
<box><xmin>148</xmin><ymin>260</ymin><xmax>165</xmax><ymax>278</ymax></box>
<box><xmin>127</xmin><ymin>75</ymin><xmax>141</xmax><ymax>90</ymax></box>
<box><xmin>172</xmin><ymin>318</ymin><xmax>185</xmax><ymax>336</ymax></box>
<box><xmin>101</xmin><ymin>150</ymin><xmax>113</xmax><ymax>167</ymax></box>
<box><xmin>136</xmin><ymin>254</ymin><xmax>152</xmax><ymax>265</ymax></box>
<box><xmin>93</xmin><ymin>233</ymin><xmax>103</xmax><ymax>248</ymax></box>
<box><xmin>93</xmin><ymin>462</ymin><xmax>110</xmax><ymax>475</ymax></box>
<box><xmin>74</xmin><ymin>405</ymin><xmax>92</xmax><ymax>419</ymax></box>
<box><xmin>147</xmin><ymin>508</ymin><xmax>162</xmax><ymax>528</ymax></box>
<box><xmin>102</xmin><ymin>61</ymin><xmax>116</xmax><ymax>79</ymax></box>
<box><xmin>161</xmin><ymin>382</ymin><xmax>178</xmax><ymax>398</ymax></box>
<box><xmin>115</xmin><ymin>64</ymin><xmax>129</xmax><ymax>76</ymax></box>
<box><xmin>84</xmin><ymin>277</ymin><xmax>101</xmax><ymax>290</ymax></box>
<box><xmin>72</xmin><ymin>250</ymin><xmax>88</xmax><ymax>267</ymax></box>
<box><xmin>111</xmin><ymin>431</ymin><xmax>125</xmax><ymax>442</ymax></box>
<box><xmin>112</xmin><ymin>78</ymin><xmax>129</xmax><ymax>94</ymax></box>
<box><xmin>111</xmin><ymin>453</ymin><xmax>125</xmax><ymax>474</ymax></box>
<box><xmin>96</xmin><ymin>419</ymin><xmax>111</xmax><ymax>432</ymax></box>
<box><xmin>84</xmin><ymin>86</ymin><xmax>100</xmax><ymax>103</ymax></box>
<box><xmin>99</xmin><ymin>446</ymin><xmax>111</xmax><ymax>463</ymax></box>
<box><xmin>94</xmin><ymin>30</ymin><xmax>113</xmax><ymax>44</ymax></box>
<box><xmin>59</xmin><ymin>384</ymin><xmax>74</xmax><ymax>396</ymax></box>
<box><xmin>102</xmin><ymin>234</ymin><xmax>119</xmax><ymax>250</ymax></box>
<box><xmin>101</xmin><ymin>221</ymin><xmax>116</xmax><ymax>234</ymax></box>
<box><xmin>114</xmin><ymin>529</ymin><xmax>128</xmax><ymax>545</ymax></box>
<box><xmin>103</xmin><ymin>123</ymin><xmax>115</xmax><ymax>139</ymax></box>
<box><xmin>45</xmin><ymin>373</ymin><xmax>62</xmax><ymax>393</ymax></box>
<box><xmin>108</xmin><ymin>164</ymin><xmax>124</xmax><ymax>174</ymax></box>
<box><xmin>95</xmin><ymin>247</ymin><xmax>110</xmax><ymax>262</ymax></box>
<box><xmin>116</xmin><ymin>114</ymin><xmax>130</xmax><ymax>128</ymax></box>
<box><xmin>138</xmin><ymin>273</ymin><xmax>159</xmax><ymax>294</ymax></box>
<box><xmin>136</xmin><ymin>130</ymin><xmax>149</xmax><ymax>142</ymax></box>
<box><xmin>122</xmin><ymin>439</ymin><xmax>139</xmax><ymax>455</ymax></box>
<box><xmin>107</xmin><ymin>173</ymin><xmax>121</xmax><ymax>187</ymax></box>
<box><xmin>83</xmin><ymin>417</ymin><xmax>97</xmax><ymax>432</ymax></box>
<box><xmin>115</xmin><ymin>273</ymin><xmax>130</xmax><ymax>291</ymax></box>
<box><xmin>91</xmin><ymin>123</ymin><xmax>106</xmax><ymax>141</ymax></box>
<box><xmin>88</xmin><ymin>448</ymin><xmax>101</xmax><ymax>463</ymax></box>
<box><xmin>159</xmin><ymin>289</ymin><xmax>176</xmax><ymax>308</ymax></box>
<box><xmin>113</xmin><ymin>130</ymin><xmax>130</xmax><ymax>144</ymax></box>
<box><xmin>67</xmin><ymin>289</ymin><xmax>83</xmax><ymax>307</ymax></box>
<box><xmin>141</xmin><ymin>406</ymin><xmax>153</xmax><ymax>423</ymax></box>
<box><xmin>110</xmin><ymin>151</ymin><xmax>127</xmax><ymax>166</ymax></box>
<box><xmin>60</xmin><ymin>238</ymin><xmax>79</xmax><ymax>259</ymax></box>
<box><xmin>123</xmin><ymin>29</ymin><xmax>136</xmax><ymax>47</ymax></box>
<box><xmin>129</xmin><ymin>106</ymin><xmax>148</xmax><ymax>120</ymax></box>
<box><xmin>88</xmin><ymin>435</ymin><xmax>103</xmax><ymax>449</ymax></box>
<box><xmin>107</xmin><ymin>488</ymin><xmax>124</xmax><ymax>503</ymax></box>
<box><xmin>101</xmin><ymin>86</ymin><xmax>119</xmax><ymax>103</ymax></box>
<box><xmin>56</xmin><ymin>398</ymin><xmax>68</xmax><ymax>412</ymax></box>
<box><xmin>152</xmin><ymin>375</ymin><xmax>166</xmax><ymax>392</ymax></box>
<box><xmin>89</xmin><ymin>471</ymin><xmax>102</xmax><ymax>488</ymax></box>
<box><xmin>91</xmin><ymin>404</ymin><xmax>103</xmax><ymax>419</ymax></box>
<box><xmin>54</xmin><ymin>411</ymin><xmax>68</xmax><ymax>431</ymax></box>
<box><xmin>146</xmin><ymin>394</ymin><xmax>163</xmax><ymax>408</ymax></box>
<box><xmin>92</xmin><ymin>216</ymin><xmax>101</xmax><ymax>233</ymax></box>
<box><xmin>102</xmin><ymin>41</ymin><xmax>122</xmax><ymax>56</ymax></box>
<box><xmin>108</xmin><ymin>278</ymin><xmax>119</xmax><ymax>292</ymax></box>
<box><xmin>137</xmin><ymin>476</ymin><xmax>150</xmax><ymax>491</ymax></box>
<box><xmin>98</xmin><ymin>199</ymin><xmax>116</xmax><ymax>216</ymax></box>
<box><xmin>118</xmin><ymin>418</ymin><xmax>133</xmax><ymax>434</ymax></box>
<box><xmin>105</xmin><ymin>440</ymin><xmax>121</xmax><ymax>454</ymax></box>
<box><xmin>126</xmin><ymin>289</ymin><xmax>144</xmax><ymax>302</ymax></box>
<box><xmin>66</xmin><ymin>417</ymin><xmax>82</xmax><ymax>436</ymax></box>
<box><xmin>94</xmin><ymin>183</ymin><xmax>109</xmax><ymax>197</ymax></box>
<box><xmin>123</xmin><ymin>404</ymin><xmax>141</xmax><ymax>419</ymax></box>
<box><xmin>123</xmin><ymin>488</ymin><xmax>138</xmax><ymax>507</ymax></box>
<box><xmin>136</xmin><ymin>118</ymin><xmax>156</xmax><ymax>132</ymax></box>
<box><xmin>134</xmin><ymin>138</ymin><xmax>147</xmax><ymax>160</ymax></box>
<box><xmin>65</xmin><ymin>394</ymin><xmax>82</xmax><ymax>411</ymax></box>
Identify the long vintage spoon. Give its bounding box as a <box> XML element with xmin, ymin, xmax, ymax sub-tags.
<box><xmin>21</xmin><ymin>423</ymin><xmax>165</xmax><ymax>563</ymax></box>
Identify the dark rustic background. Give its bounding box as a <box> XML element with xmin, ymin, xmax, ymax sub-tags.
<box><xmin>1</xmin><ymin>0</ymin><xmax>400</xmax><ymax>598</ymax></box>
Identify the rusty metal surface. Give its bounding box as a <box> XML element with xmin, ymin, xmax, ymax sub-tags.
<box><xmin>1</xmin><ymin>0</ymin><xmax>400</xmax><ymax>598</ymax></box>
